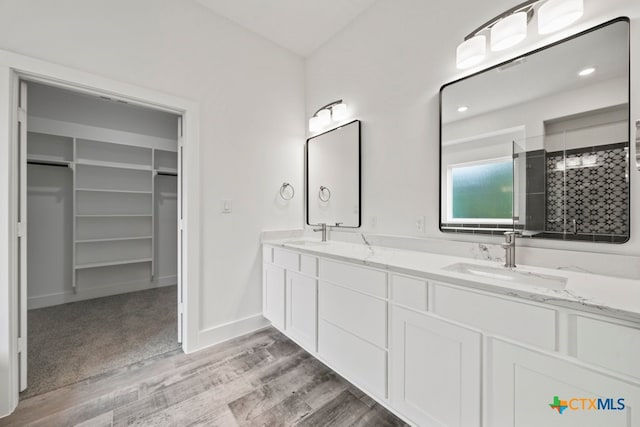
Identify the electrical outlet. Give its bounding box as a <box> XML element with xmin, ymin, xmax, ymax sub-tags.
<box><xmin>416</xmin><ymin>216</ymin><xmax>425</xmax><ymax>233</ymax></box>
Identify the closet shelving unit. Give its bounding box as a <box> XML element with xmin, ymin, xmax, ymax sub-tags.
<box><xmin>27</xmin><ymin>131</ymin><xmax>177</xmax><ymax>292</ymax></box>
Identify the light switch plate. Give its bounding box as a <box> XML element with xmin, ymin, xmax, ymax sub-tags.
<box><xmin>221</xmin><ymin>199</ymin><xmax>232</xmax><ymax>213</ymax></box>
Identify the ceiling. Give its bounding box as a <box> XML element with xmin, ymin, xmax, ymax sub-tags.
<box><xmin>194</xmin><ymin>0</ymin><xmax>378</xmax><ymax>57</ymax></box>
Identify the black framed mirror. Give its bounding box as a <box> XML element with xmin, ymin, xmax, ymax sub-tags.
<box><xmin>306</xmin><ymin>120</ymin><xmax>361</xmax><ymax>228</ymax></box>
<box><xmin>440</xmin><ymin>18</ymin><xmax>630</xmax><ymax>243</ymax></box>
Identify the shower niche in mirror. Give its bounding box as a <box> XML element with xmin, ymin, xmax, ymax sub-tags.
<box><xmin>307</xmin><ymin>120</ymin><xmax>361</xmax><ymax>228</ymax></box>
<box><xmin>440</xmin><ymin>18</ymin><xmax>629</xmax><ymax>243</ymax></box>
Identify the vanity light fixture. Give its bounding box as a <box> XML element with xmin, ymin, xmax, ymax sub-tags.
<box><xmin>491</xmin><ymin>11</ymin><xmax>527</xmax><ymax>51</ymax></box>
<box><xmin>538</xmin><ymin>0</ymin><xmax>583</xmax><ymax>34</ymax></box>
<box><xmin>456</xmin><ymin>35</ymin><xmax>486</xmax><ymax>69</ymax></box>
<box><xmin>456</xmin><ymin>0</ymin><xmax>583</xmax><ymax>69</ymax></box>
<box><xmin>578</xmin><ymin>67</ymin><xmax>595</xmax><ymax>76</ymax></box>
<box><xmin>308</xmin><ymin>100</ymin><xmax>348</xmax><ymax>132</ymax></box>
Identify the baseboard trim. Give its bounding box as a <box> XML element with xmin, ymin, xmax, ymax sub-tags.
<box><xmin>193</xmin><ymin>313</ymin><xmax>270</xmax><ymax>354</ymax></box>
<box><xmin>27</xmin><ymin>276</ymin><xmax>177</xmax><ymax>309</ymax></box>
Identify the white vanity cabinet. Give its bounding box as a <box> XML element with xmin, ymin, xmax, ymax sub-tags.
<box><xmin>390</xmin><ymin>306</ymin><xmax>481</xmax><ymax>427</ymax></box>
<box><xmin>262</xmin><ymin>244</ymin><xmax>640</xmax><ymax>427</ymax></box>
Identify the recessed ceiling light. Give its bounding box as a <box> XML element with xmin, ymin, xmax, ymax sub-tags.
<box><xmin>457</xmin><ymin>106</ymin><xmax>469</xmax><ymax>113</ymax></box>
<box><xmin>578</xmin><ymin>67</ymin><xmax>595</xmax><ymax>77</ymax></box>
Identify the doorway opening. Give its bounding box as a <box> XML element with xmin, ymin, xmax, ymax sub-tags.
<box><xmin>17</xmin><ymin>79</ymin><xmax>184</xmax><ymax>398</ymax></box>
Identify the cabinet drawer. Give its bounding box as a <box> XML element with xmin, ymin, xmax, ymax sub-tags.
<box><xmin>391</xmin><ymin>274</ymin><xmax>428</xmax><ymax>311</ymax></box>
<box><xmin>300</xmin><ymin>254</ymin><xmax>318</xmax><ymax>277</ymax></box>
<box><xmin>262</xmin><ymin>246</ymin><xmax>273</xmax><ymax>264</ymax></box>
<box><xmin>319</xmin><ymin>281</ymin><xmax>387</xmax><ymax>348</ymax></box>
<box><xmin>273</xmin><ymin>248</ymin><xmax>299</xmax><ymax>271</ymax></box>
<box><xmin>319</xmin><ymin>259</ymin><xmax>386</xmax><ymax>298</ymax></box>
<box><xmin>573</xmin><ymin>315</ymin><xmax>640</xmax><ymax>379</ymax></box>
<box><xmin>318</xmin><ymin>319</ymin><xmax>387</xmax><ymax>399</ymax></box>
<box><xmin>432</xmin><ymin>283</ymin><xmax>557</xmax><ymax>351</ymax></box>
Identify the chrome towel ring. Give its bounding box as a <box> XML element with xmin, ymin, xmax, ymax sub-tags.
<box><xmin>319</xmin><ymin>186</ymin><xmax>331</xmax><ymax>202</ymax></box>
<box><xmin>280</xmin><ymin>182</ymin><xmax>294</xmax><ymax>200</ymax></box>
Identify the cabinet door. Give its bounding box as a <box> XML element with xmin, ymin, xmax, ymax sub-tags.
<box><xmin>390</xmin><ymin>306</ymin><xmax>481</xmax><ymax>427</ymax></box>
<box><xmin>286</xmin><ymin>271</ymin><xmax>317</xmax><ymax>352</ymax></box>
<box><xmin>486</xmin><ymin>337</ymin><xmax>640</xmax><ymax>427</ymax></box>
<box><xmin>263</xmin><ymin>264</ymin><xmax>285</xmax><ymax>330</ymax></box>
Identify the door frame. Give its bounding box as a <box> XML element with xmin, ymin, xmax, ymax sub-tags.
<box><xmin>0</xmin><ymin>50</ymin><xmax>202</xmax><ymax>417</ymax></box>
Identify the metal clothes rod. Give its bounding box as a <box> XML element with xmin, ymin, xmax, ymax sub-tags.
<box><xmin>27</xmin><ymin>160</ymin><xmax>70</xmax><ymax>168</ymax></box>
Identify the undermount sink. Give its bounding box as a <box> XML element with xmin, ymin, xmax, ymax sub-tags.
<box><xmin>443</xmin><ymin>262</ymin><xmax>567</xmax><ymax>290</ymax></box>
<box><xmin>284</xmin><ymin>240</ymin><xmax>328</xmax><ymax>247</ymax></box>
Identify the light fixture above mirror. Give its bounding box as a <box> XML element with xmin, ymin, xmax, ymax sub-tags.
<box><xmin>456</xmin><ymin>0</ymin><xmax>584</xmax><ymax>69</ymax></box>
<box><xmin>308</xmin><ymin>100</ymin><xmax>348</xmax><ymax>133</ymax></box>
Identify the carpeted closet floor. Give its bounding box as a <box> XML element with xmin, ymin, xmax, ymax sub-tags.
<box><xmin>22</xmin><ymin>286</ymin><xmax>180</xmax><ymax>399</ymax></box>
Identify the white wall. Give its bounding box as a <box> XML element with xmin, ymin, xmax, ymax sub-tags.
<box><xmin>0</xmin><ymin>0</ymin><xmax>305</xmax><ymax>416</ymax></box>
<box><xmin>306</xmin><ymin>0</ymin><xmax>640</xmax><ymax>256</ymax></box>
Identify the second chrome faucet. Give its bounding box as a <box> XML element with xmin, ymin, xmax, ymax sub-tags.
<box><xmin>501</xmin><ymin>231</ymin><xmax>521</xmax><ymax>268</ymax></box>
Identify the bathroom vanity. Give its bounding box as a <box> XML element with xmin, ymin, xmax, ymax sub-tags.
<box><xmin>262</xmin><ymin>239</ymin><xmax>640</xmax><ymax>427</ymax></box>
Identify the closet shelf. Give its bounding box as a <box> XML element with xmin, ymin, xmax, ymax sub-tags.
<box><xmin>75</xmin><ymin>159</ymin><xmax>152</xmax><ymax>171</ymax></box>
<box><xmin>76</xmin><ymin>188</ymin><xmax>152</xmax><ymax>194</ymax></box>
<box><xmin>74</xmin><ymin>258</ymin><xmax>152</xmax><ymax>269</ymax></box>
<box><xmin>76</xmin><ymin>214</ymin><xmax>153</xmax><ymax>218</ymax></box>
<box><xmin>27</xmin><ymin>155</ymin><xmax>72</xmax><ymax>165</ymax></box>
<box><xmin>155</xmin><ymin>167</ymin><xmax>178</xmax><ymax>174</ymax></box>
<box><xmin>75</xmin><ymin>236</ymin><xmax>152</xmax><ymax>244</ymax></box>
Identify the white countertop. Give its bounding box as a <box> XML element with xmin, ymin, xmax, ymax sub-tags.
<box><xmin>264</xmin><ymin>238</ymin><xmax>640</xmax><ymax>324</ymax></box>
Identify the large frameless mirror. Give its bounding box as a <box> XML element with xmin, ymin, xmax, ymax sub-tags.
<box><xmin>440</xmin><ymin>18</ymin><xmax>630</xmax><ymax>243</ymax></box>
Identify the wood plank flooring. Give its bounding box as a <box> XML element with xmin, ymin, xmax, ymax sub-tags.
<box><xmin>0</xmin><ymin>327</ymin><xmax>409</xmax><ymax>426</ymax></box>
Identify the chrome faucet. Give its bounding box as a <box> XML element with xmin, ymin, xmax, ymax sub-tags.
<box><xmin>501</xmin><ymin>231</ymin><xmax>521</xmax><ymax>268</ymax></box>
<box><xmin>313</xmin><ymin>223</ymin><xmax>328</xmax><ymax>242</ymax></box>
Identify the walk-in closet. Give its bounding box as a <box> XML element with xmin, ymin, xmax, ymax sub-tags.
<box><xmin>23</xmin><ymin>82</ymin><xmax>181</xmax><ymax>398</ymax></box>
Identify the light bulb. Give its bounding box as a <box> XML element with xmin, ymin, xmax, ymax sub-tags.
<box><xmin>317</xmin><ymin>109</ymin><xmax>331</xmax><ymax>127</ymax></box>
<box><xmin>491</xmin><ymin>12</ymin><xmax>527</xmax><ymax>51</ymax></box>
<box><xmin>578</xmin><ymin>67</ymin><xmax>595</xmax><ymax>77</ymax></box>
<box><xmin>538</xmin><ymin>0</ymin><xmax>583</xmax><ymax>35</ymax></box>
<box><xmin>331</xmin><ymin>102</ymin><xmax>348</xmax><ymax>121</ymax></box>
<box><xmin>456</xmin><ymin>35</ymin><xmax>486</xmax><ymax>69</ymax></box>
<box><xmin>309</xmin><ymin>116</ymin><xmax>322</xmax><ymax>132</ymax></box>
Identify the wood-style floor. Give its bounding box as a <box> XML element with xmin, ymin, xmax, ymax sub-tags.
<box><xmin>0</xmin><ymin>327</ymin><xmax>408</xmax><ymax>426</ymax></box>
